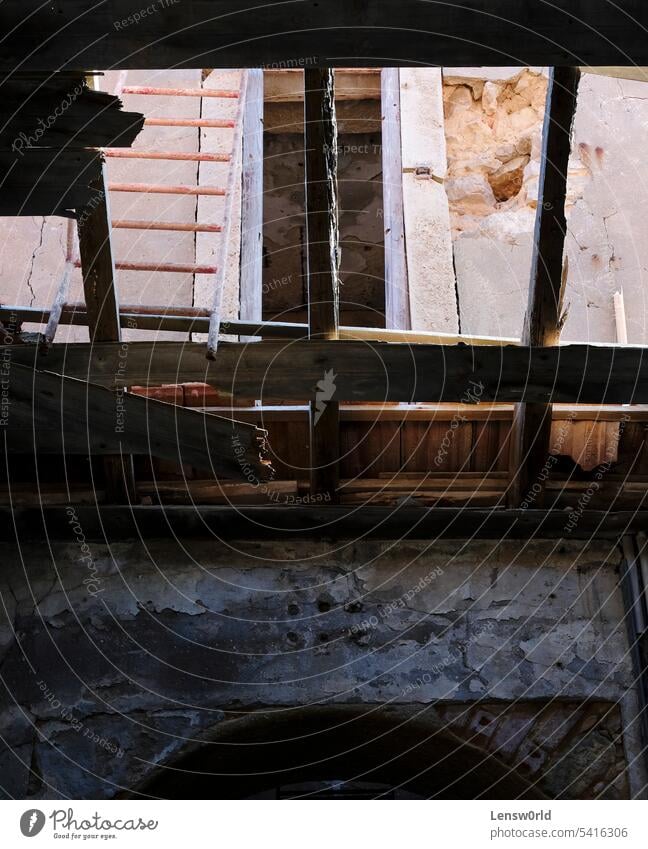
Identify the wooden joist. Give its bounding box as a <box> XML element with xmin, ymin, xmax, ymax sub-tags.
<box><xmin>4</xmin><ymin>504</ymin><xmax>647</xmax><ymax>542</ymax></box>
<box><xmin>2</xmin><ymin>363</ymin><xmax>269</xmax><ymax>480</ymax></box>
<box><xmin>305</xmin><ymin>68</ymin><xmax>340</xmax><ymax>499</ymax></box>
<box><xmin>4</xmin><ymin>2</ymin><xmax>648</xmax><ymax>69</ymax></box>
<box><xmin>508</xmin><ymin>67</ymin><xmax>581</xmax><ymax>506</ymax></box>
<box><xmin>6</xmin><ymin>341</ymin><xmax>648</xmax><ymax>404</ymax></box>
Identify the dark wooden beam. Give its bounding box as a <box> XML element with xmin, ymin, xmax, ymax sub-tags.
<box><xmin>508</xmin><ymin>67</ymin><xmax>581</xmax><ymax>506</ymax></box>
<box><xmin>305</xmin><ymin>68</ymin><xmax>340</xmax><ymax>499</ymax></box>
<box><xmin>3</xmin><ymin>2</ymin><xmax>648</xmax><ymax>69</ymax></box>
<box><xmin>3</xmin><ymin>504</ymin><xmax>647</xmax><ymax>542</ymax></box>
<box><xmin>8</xmin><ymin>341</ymin><xmax>648</xmax><ymax>404</ymax></box>
<box><xmin>3</xmin><ymin>363</ymin><xmax>269</xmax><ymax>480</ymax></box>
<box><xmin>0</xmin><ymin>74</ymin><xmax>143</xmax><ymax>149</ymax></box>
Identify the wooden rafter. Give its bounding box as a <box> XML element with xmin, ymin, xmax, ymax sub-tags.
<box><xmin>508</xmin><ymin>67</ymin><xmax>581</xmax><ymax>506</ymax></box>
<box><xmin>305</xmin><ymin>68</ymin><xmax>340</xmax><ymax>499</ymax></box>
<box><xmin>5</xmin><ymin>2</ymin><xmax>648</xmax><ymax>69</ymax></box>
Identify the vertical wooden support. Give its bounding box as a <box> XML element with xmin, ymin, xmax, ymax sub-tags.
<box><xmin>508</xmin><ymin>67</ymin><xmax>581</xmax><ymax>506</ymax></box>
<box><xmin>304</xmin><ymin>68</ymin><xmax>340</xmax><ymax>500</ymax></box>
<box><xmin>381</xmin><ymin>68</ymin><xmax>410</xmax><ymax>330</ymax></box>
<box><xmin>77</xmin><ymin>76</ymin><xmax>135</xmax><ymax>502</ymax></box>
<box><xmin>239</xmin><ymin>68</ymin><xmax>264</xmax><ymax>339</ymax></box>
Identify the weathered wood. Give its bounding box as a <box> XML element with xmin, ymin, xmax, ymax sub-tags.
<box><xmin>2</xmin><ymin>305</ymin><xmax>306</xmax><ymax>338</ymax></box>
<box><xmin>0</xmin><ymin>74</ymin><xmax>143</xmax><ymax>150</ymax></box>
<box><xmin>4</xmin><ymin>2</ymin><xmax>648</xmax><ymax>69</ymax></box>
<box><xmin>4</xmin><ymin>504</ymin><xmax>648</xmax><ymax>542</ymax></box>
<box><xmin>7</xmin><ymin>340</ymin><xmax>648</xmax><ymax>404</ymax></box>
<box><xmin>2</xmin><ymin>363</ymin><xmax>269</xmax><ymax>480</ymax></box>
<box><xmin>43</xmin><ymin>219</ymin><xmax>76</xmax><ymax>345</ymax></box>
<box><xmin>381</xmin><ymin>68</ymin><xmax>409</xmax><ymax>330</ymax></box>
<box><xmin>239</xmin><ymin>68</ymin><xmax>264</xmax><ymax>338</ymax></box>
<box><xmin>305</xmin><ymin>68</ymin><xmax>340</xmax><ymax>498</ymax></box>
<box><xmin>206</xmin><ymin>69</ymin><xmax>248</xmax><ymax>358</ymax></box>
<box><xmin>0</xmin><ymin>148</ymin><xmax>104</xmax><ymax>216</ymax></box>
<box><xmin>508</xmin><ymin>67</ymin><xmax>581</xmax><ymax>507</ymax></box>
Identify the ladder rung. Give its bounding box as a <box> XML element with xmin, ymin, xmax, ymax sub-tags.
<box><xmin>108</xmin><ymin>182</ymin><xmax>226</xmax><ymax>196</ymax></box>
<box><xmin>122</xmin><ymin>86</ymin><xmax>239</xmax><ymax>99</ymax></box>
<box><xmin>73</xmin><ymin>260</ymin><xmax>217</xmax><ymax>274</ymax></box>
<box><xmin>103</xmin><ymin>149</ymin><xmax>231</xmax><ymax>163</ymax></box>
<box><xmin>145</xmin><ymin>117</ymin><xmax>235</xmax><ymax>128</ymax></box>
<box><xmin>112</xmin><ymin>219</ymin><xmax>223</xmax><ymax>233</ymax></box>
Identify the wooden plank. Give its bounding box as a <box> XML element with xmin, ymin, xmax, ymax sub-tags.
<box><xmin>401</xmin><ymin>421</ymin><xmax>473</xmax><ymax>474</ymax></box>
<box><xmin>508</xmin><ymin>67</ymin><xmax>581</xmax><ymax>507</ymax></box>
<box><xmin>206</xmin><ymin>69</ymin><xmax>248</xmax><ymax>358</ymax></box>
<box><xmin>8</xmin><ymin>341</ymin><xmax>648</xmax><ymax>404</ymax></box>
<box><xmin>304</xmin><ymin>68</ymin><xmax>340</xmax><ymax>499</ymax></box>
<box><xmin>5</xmin><ymin>2</ymin><xmax>648</xmax><ymax>69</ymax></box>
<box><xmin>381</xmin><ymin>69</ymin><xmax>409</xmax><ymax>330</ymax></box>
<box><xmin>339</xmin><ymin>422</ymin><xmax>401</xmax><ymax>479</ymax></box>
<box><xmin>3</xmin><ymin>363</ymin><xmax>269</xmax><ymax>481</ymax></box>
<box><xmin>239</xmin><ymin>68</ymin><xmax>264</xmax><ymax>339</ymax></box>
<box><xmin>6</xmin><ymin>505</ymin><xmax>648</xmax><ymax>542</ymax></box>
<box><xmin>43</xmin><ymin>219</ymin><xmax>76</xmax><ymax>345</ymax></box>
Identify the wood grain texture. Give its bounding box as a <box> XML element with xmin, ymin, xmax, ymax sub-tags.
<box><xmin>8</xmin><ymin>341</ymin><xmax>648</xmax><ymax>404</ymax></box>
<box><xmin>3</xmin><ymin>363</ymin><xmax>269</xmax><ymax>481</ymax></box>
<box><xmin>381</xmin><ymin>68</ymin><xmax>409</xmax><ymax>330</ymax></box>
<box><xmin>509</xmin><ymin>67</ymin><xmax>580</xmax><ymax>506</ymax></box>
<box><xmin>4</xmin><ymin>2</ymin><xmax>648</xmax><ymax>69</ymax></box>
<box><xmin>305</xmin><ymin>68</ymin><xmax>340</xmax><ymax>498</ymax></box>
<box><xmin>239</xmin><ymin>68</ymin><xmax>264</xmax><ymax>333</ymax></box>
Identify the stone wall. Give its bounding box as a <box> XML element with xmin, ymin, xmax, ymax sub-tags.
<box><xmin>0</xmin><ymin>537</ymin><xmax>644</xmax><ymax>798</ymax></box>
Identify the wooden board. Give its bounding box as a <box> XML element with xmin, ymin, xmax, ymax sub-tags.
<box><xmin>8</xmin><ymin>341</ymin><xmax>648</xmax><ymax>404</ymax></box>
<box><xmin>5</xmin><ymin>2</ymin><xmax>648</xmax><ymax>69</ymax></box>
<box><xmin>3</xmin><ymin>363</ymin><xmax>269</xmax><ymax>481</ymax></box>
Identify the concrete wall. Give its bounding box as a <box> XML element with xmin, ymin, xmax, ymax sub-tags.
<box><xmin>0</xmin><ymin>537</ymin><xmax>644</xmax><ymax>798</ymax></box>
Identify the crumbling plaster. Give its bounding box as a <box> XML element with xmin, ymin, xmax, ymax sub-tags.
<box><xmin>0</xmin><ymin>537</ymin><xmax>644</xmax><ymax>798</ymax></box>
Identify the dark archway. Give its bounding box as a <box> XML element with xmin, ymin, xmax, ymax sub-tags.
<box><xmin>131</xmin><ymin>705</ymin><xmax>545</xmax><ymax>800</ymax></box>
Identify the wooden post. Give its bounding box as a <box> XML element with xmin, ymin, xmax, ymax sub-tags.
<box><xmin>508</xmin><ymin>67</ymin><xmax>581</xmax><ymax>506</ymax></box>
<box><xmin>381</xmin><ymin>68</ymin><xmax>410</xmax><ymax>330</ymax></box>
<box><xmin>239</xmin><ymin>68</ymin><xmax>264</xmax><ymax>340</ymax></box>
<box><xmin>304</xmin><ymin>68</ymin><xmax>340</xmax><ymax>500</ymax></box>
<box><xmin>77</xmin><ymin>74</ymin><xmax>135</xmax><ymax>501</ymax></box>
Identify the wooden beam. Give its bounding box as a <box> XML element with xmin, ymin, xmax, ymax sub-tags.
<box><xmin>4</xmin><ymin>505</ymin><xmax>648</xmax><ymax>542</ymax></box>
<box><xmin>3</xmin><ymin>363</ymin><xmax>269</xmax><ymax>480</ymax></box>
<box><xmin>8</xmin><ymin>341</ymin><xmax>648</xmax><ymax>404</ymax></box>
<box><xmin>239</xmin><ymin>68</ymin><xmax>264</xmax><ymax>341</ymax></box>
<box><xmin>5</xmin><ymin>2</ymin><xmax>648</xmax><ymax>69</ymax></box>
<box><xmin>305</xmin><ymin>68</ymin><xmax>340</xmax><ymax>499</ymax></box>
<box><xmin>381</xmin><ymin>68</ymin><xmax>410</xmax><ymax>330</ymax></box>
<box><xmin>508</xmin><ymin>67</ymin><xmax>581</xmax><ymax>507</ymax></box>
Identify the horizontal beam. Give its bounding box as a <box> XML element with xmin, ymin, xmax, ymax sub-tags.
<box><xmin>1</xmin><ymin>305</ymin><xmax>306</xmax><ymax>338</ymax></box>
<box><xmin>3</xmin><ymin>2</ymin><xmax>648</xmax><ymax>68</ymax></box>
<box><xmin>5</xmin><ymin>341</ymin><xmax>648</xmax><ymax>403</ymax></box>
<box><xmin>2</xmin><ymin>505</ymin><xmax>646</xmax><ymax>541</ymax></box>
